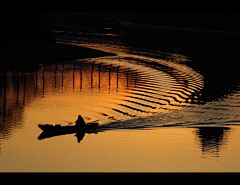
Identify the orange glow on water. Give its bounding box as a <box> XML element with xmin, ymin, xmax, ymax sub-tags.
<box><xmin>1</xmin><ymin>124</ymin><xmax>240</xmax><ymax>172</ymax></box>
<box><xmin>1</xmin><ymin>54</ymin><xmax>204</xmax><ymax>129</ymax></box>
<box><xmin>0</xmin><ymin>42</ymin><xmax>214</xmax><ymax>172</ymax></box>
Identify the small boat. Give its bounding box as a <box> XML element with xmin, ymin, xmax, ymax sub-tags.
<box><xmin>38</xmin><ymin>123</ymin><xmax>99</xmax><ymax>133</ymax></box>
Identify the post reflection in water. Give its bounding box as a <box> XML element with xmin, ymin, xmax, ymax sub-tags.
<box><xmin>0</xmin><ymin>53</ymin><xmax>239</xmax><ymax>173</ymax></box>
<box><xmin>0</xmin><ymin>56</ymin><xmax>206</xmax><ymax>136</ymax></box>
<box><xmin>35</xmin><ymin>59</ymin><xmax>136</xmax><ymax>123</ymax></box>
<box><xmin>0</xmin><ymin>55</ymin><xmax>205</xmax><ymax>140</ymax></box>
<box><xmin>0</xmin><ymin>58</ymin><xmax>130</xmax><ymax>141</ymax></box>
<box><xmin>0</xmin><ymin>71</ymin><xmax>29</xmax><ymax>140</ymax></box>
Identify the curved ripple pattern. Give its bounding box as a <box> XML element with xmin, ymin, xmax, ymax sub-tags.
<box><xmin>78</xmin><ymin>54</ymin><xmax>204</xmax><ymax>125</ymax></box>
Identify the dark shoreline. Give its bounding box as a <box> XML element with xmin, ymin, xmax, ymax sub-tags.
<box><xmin>0</xmin><ymin>13</ymin><xmax>117</xmax><ymax>71</ymax></box>
<box><xmin>2</xmin><ymin>13</ymin><xmax>240</xmax><ymax>71</ymax></box>
<box><xmin>0</xmin><ymin>42</ymin><xmax>116</xmax><ymax>70</ymax></box>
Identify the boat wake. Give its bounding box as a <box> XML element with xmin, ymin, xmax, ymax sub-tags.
<box><xmin>98</xmin><ymin>111</ymin><xmax>240</xmax><ymax>130</ymax></box>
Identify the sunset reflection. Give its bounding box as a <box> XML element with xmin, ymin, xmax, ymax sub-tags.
<box><xmin>2</xmin><ymin>12</ymin><xmax>240</xmax><ymax>172</ymax></box>
<box><xmin>0</xmin><ymin>54</ymin><xmax>205</xmax><ymax>142</ymax></box>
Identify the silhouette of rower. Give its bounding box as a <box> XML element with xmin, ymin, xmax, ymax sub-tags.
<box><xmin>75</xmin><ymin>115</ymin><xmax>86</xmax><ymax>127</ymax></box>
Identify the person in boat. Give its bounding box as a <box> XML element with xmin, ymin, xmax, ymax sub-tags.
<box><xmin>75</xmin><ymin>115</ymin><xmax>86</xmax><ymax>127</ymax></box>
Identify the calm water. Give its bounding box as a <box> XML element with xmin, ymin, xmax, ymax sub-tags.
<box><xmin>1</xmin><ymin>28</ymin><xmax>240</xmax><ymax>172</ymax></box>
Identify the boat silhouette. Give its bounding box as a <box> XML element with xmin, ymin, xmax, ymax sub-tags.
<box><xmin>38</xmin><ymin>123</ymin><xmax>98</xmax><ymax>143</ymax></box>
<box><xmin>38</xmin><ymin>123</ymin><xmax>98</xmax><ymax>132</ymax></box>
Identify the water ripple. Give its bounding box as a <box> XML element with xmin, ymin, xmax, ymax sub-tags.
<box><xmin>0</xmin><ymin>53</ymin><xmax>205</xmax><ymax>133</ymax></box>
<box><xmin>77</xmin><ymin>54</ymin><xmax>204</xmax><ymax>124</ymax></box>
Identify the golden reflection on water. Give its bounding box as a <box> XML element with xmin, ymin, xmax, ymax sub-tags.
<box><xmin>5</xmin><ymin>40</ymin><xmax>235</xmax><ymax>171</ymax></box>
<box><xmin>0</xmin><ymin>123</ymin><xmax>239</xmax><ymax>172</ymax></box>
<box><xmin>0</xmin><ymin>55</ymin><xmax>240</xmax><ymax>171</ymax></box>
<box><xmin>0</xmin><ymin>55</ymin><xmax>204</xmax><ymax>134</ymax></box>
<box><xmin>1</xmin><ymin>29</ymin><xmax>240</xmax><ymax>171</ymax></box>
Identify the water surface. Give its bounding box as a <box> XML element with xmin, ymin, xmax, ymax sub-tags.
<box><xmin>1</xmin><ymin>27</ymin><xmax>240</xmax><ymax>172</ymax></box>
